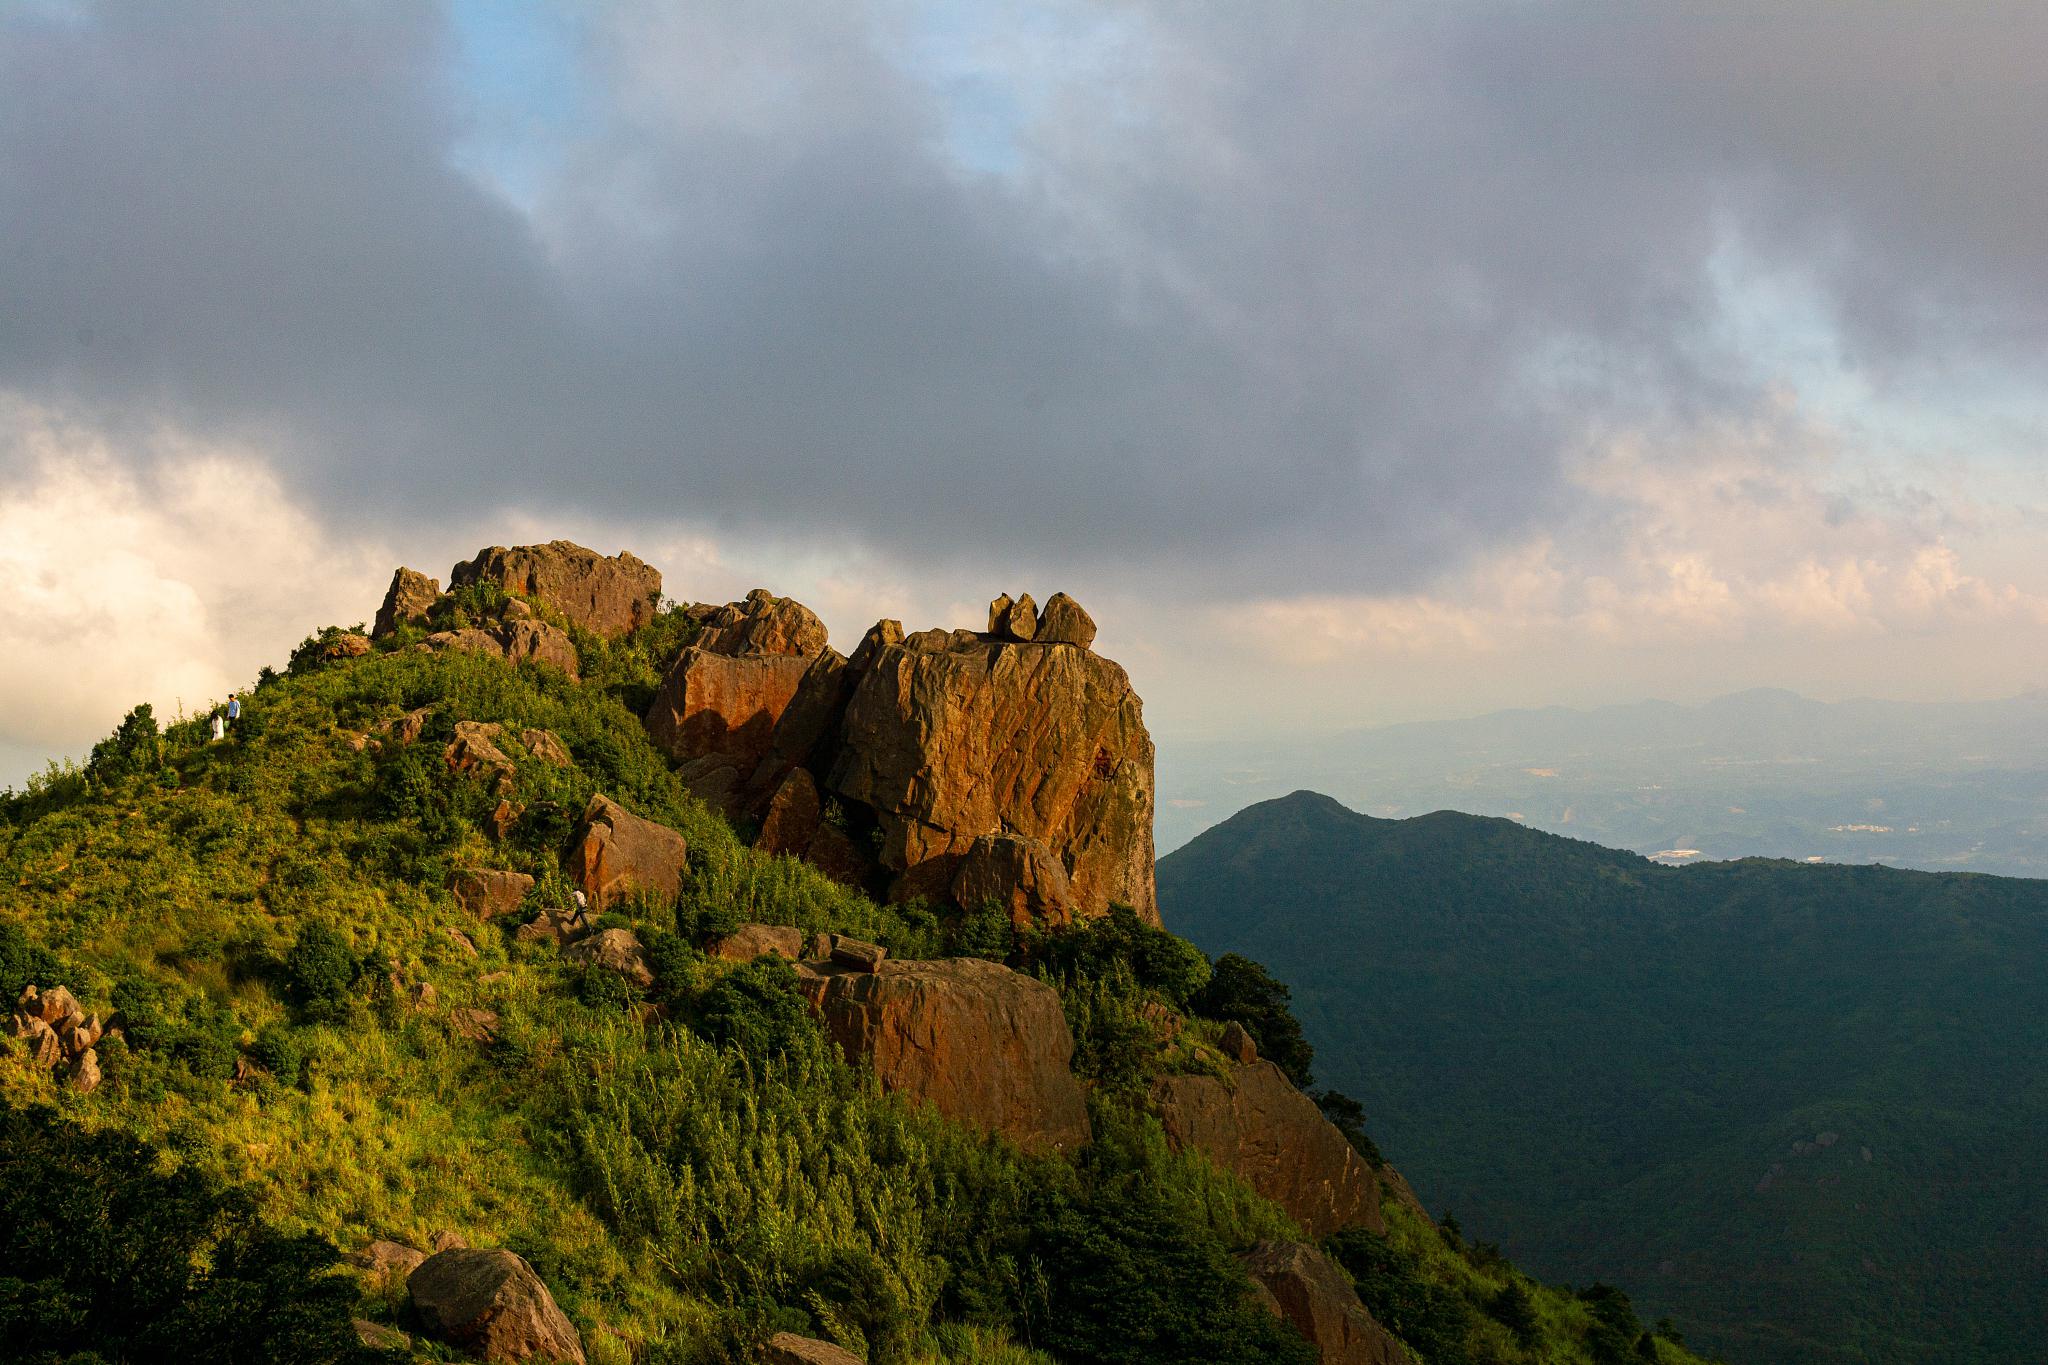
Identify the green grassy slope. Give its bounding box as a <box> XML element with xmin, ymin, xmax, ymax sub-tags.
<box><xmin>3</xmin><ymin>603</ymin><xmax>1720</xmax><ymax>1365</ymax></box>
<box><xmin>1157</xmin><ymin>791</ymin><xmax>2048</xmax><ymax>1365</ymax></box>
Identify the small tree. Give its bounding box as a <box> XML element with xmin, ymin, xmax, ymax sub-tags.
<box><xmin>1191</xmin><ymin>953</ymin><xmax>1315</xmax><ymax>1086</ymax></box>
<box><xmin>283</xmin><ymin>923</ymin><xmax>358</xmax><ymax>1024</ymax></box>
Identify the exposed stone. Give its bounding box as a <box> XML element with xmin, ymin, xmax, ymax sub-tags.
<box><xmin>449</xmin><ymin>1009</ymin><xmax>501</xmax><ymax>1043</ymax></box>
<box><xmin>563</xmin><ymin>928</ymin><xmax>655</xmax><ymax>989</ymax></box>
<box><xmin>756</xmin><ymin>768</ymin><xmax>824</xmax><ymax>860</ymax></box>
<box><xmin>565</xmin><ymin>795</ymin><xmax>688</xmax><ymax>912</ymax></box>
<box><xmin>1151</xmin><ymin>1060</ymin><xmax>1382</xmax><ymax>1237</ymax></box>
<box><xmin>451</xmin><ymin>869</ymin><xmax>535</xmax><ymax>921</ymax></box>
<box><xmin>1220</xmin><ymin>1020</ymin><xmax>1259</xmax><ymax>1064</ymax></box>
<box><xmin>826</xmin><ymin>629</ymin><xmax>1157</xmax><ymax>922</ymax></box>
<box><xmin>517</xmin><ymin>907</ymin><xmax>591</xmax><ymax>947</ymax></box>
<box><xmin>19</xmin><ymin>1014</ymin><xmax>60</xmax><ymax>1068</ymax></box>
<box><xmin>24</xmin><ymin>984</ymin><xmax>84</xmax><ymax>1028</ymax></box>
<box><xmin>647</xmin><ymin>650</ymin><xmax>817</xmax><ymax>808</ymax></box>
<box><xmin>444</xmin><ymin>928</ymin><xmax>478</xmax><ymax>957</ymax></box>
<box><xmin>1244</xmin><ymin>1240</ymin><xmax>1415</xmax><ymax>1365</ymax></box>
<box><xmin>695</xmin><ymin>589</ymin><xmax>830</xmax><ymax>658</ymax></box>
<box><xmin>799</xmin><ymin>957</ymin><xmax>1089</xmax><ymax>1153</ymax></box>
<box><xmin>763</xmin><ymin>1332</ymin><xmax>865</xmax><ymax>1365</ymax></box>
<box><xmin>500</xmin><ymin>620</ymin><xmax>581</xmax><ymax>679</ymax></box>
<box><xmin>409</xmin><ymin>1247</ymin><xmax>586</xmax><ymax>1364</ymax></box>
<box><xmin>829</xmin><ymin>936</ymin><xmax>888</xmax><ymax>972</ymax></box>
<box><xmin>381</xmin><ymin>706</ymin><xmax>433</xmax><ymax>745</ymax></box>
<box><xmin>411</xmin><ymin>981</ymin><xmax>440</xmax><ymax>1010</ymax></box>
<box><xmin>64</xmin><ymin>1047</ymin><xmax>100</xmax><ymax>1093</ymax></box>
<box><xmin>447</xmin><ymin>721</ymin><xmax>517</xmax><ymax>786</ymax></box>
<box><xmin>351</xmin><ymin>1239</ymin><xmax>428</xmax><ymax>1282</ymax></box>
<box><xmin>950</xmin><ymin>833</ymin><xmax>1075</xmax><ymax>929</ymax></box>
<box><xmin>988</xmin><ymin>592</ymin><xmax>1038</xmax><ymax>642</ymax></box>
<box><xmin>373</xmin><ymin>567</ymin><xmax>441</xmax><ymax>637</ymax></box>
<box><xmin>432</xmin><ymin>1230</ymin><xmax>470</xmax><ymax>1252</ymax></box>
<box><xmin>451</xmin><ymin>541</ymin><xmax>661</xmax><ymax>638</ymax></box>
<box><xmin>354</xmin><ymin>1318</ymin><xmax>413</xmax><ymax>1352</ymax></box>
<box><xmin>323</xmin><ymin>632</ymin><xmax>373</xmax><ymax>661</ymax></box>
<box><xmin>490</xmin><ymin>798</ymin><xmax>524</xmax><ymax>841</ymax></box>
<box><xmin>709</xmin><ymin>924</ymin><xmax>807</xmax><ymax>963</ymax></box>
<box><xmin>521</xmin><ymin>729</ymin><xmax>572</xmax><ymax>767</ymax></box>
<box><xmin>1035</xmin><ymin>592</ymin><xmax>1098</xmax><ymax>649</ymax></box>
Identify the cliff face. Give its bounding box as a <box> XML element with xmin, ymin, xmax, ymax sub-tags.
<box><xmin>646</xmin><ymin>588</ymin><xmax>1158</xmax><ymax>927</ymax></box>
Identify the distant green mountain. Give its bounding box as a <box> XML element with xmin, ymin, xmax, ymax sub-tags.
<box><xmin>1158</xmin><ymin>790</ymin><xmax>2048</xmax><ymax>1365</ymax></box>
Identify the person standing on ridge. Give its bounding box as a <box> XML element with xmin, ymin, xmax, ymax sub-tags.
<box><xmin>227</xmin><ymin>695</ymin><xmax>241</xmax><ymax>724</ymax></box>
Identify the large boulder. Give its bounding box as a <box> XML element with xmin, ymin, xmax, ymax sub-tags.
<box><xmin>562</xmin><ymin>927</ymin><xmax>655</xmax><ymax>989</ymax></box>
<box><xmin>408</xmin><ymin>1248</ymin><xmax>586</xmax><ymax>1364</ymax></box>
<box><xmin>708</xmin><ymin>923</ymin><xmax>806</xmax><ymax>962</ymax></box>
<box><xmin>420</xmin><ymin>621</ymin><xmax>580</xmax><ymax>681</ymax></box>
<box><xmin>826</xmin><ymin>626</ymin><xmax>1156</xmax><ymax>922</ymax></box>
<box><xmin>565</xmin><ymin>795</ymin><xmax>688</xmax><ymax>911</ymax></box>
<box><xmin>1243</xmin><ymin>1241</ymin><xmax>1415</xmax><ymax>1365</ymax></box>
<box><xmin>645</xmin><ymin>591</ymin><xmax>832</xmax><ymax>810</ymax></box>
<box><xmin>451</xmin><ymin>869</ymin><xmax>535</xmax><ymax>921</ymax></box>
<box><xmin>950</xmin><ymin>833</ymin><xmax>1074</xmax><ymax>928</ymax></box>
<box><xmin>799</xmin><ymin>958</ymin><xmax>1089</xmax><ymax>1154</ymax></box>
<box><xmin>451</xmin><ymin>541</ymin><xmax>661</xmax><ymax>638</ymax></box>
<box><xmin>1150</xmin><ymin>1060</ymin><xmax>1383</xmax><ymax>1238</ymax></box>
<box><xmin>763</xmin><ymin>1333</ymin><xmax>865</xmax><ymax>1364</ymax></box>
<box><xmin>373</xmin><ymin>567</ymin><xmax>441</xmax><ymax>637</ymax></box>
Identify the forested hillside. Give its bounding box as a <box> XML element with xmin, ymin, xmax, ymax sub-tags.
<box><xmin>1159</xmin><ymin>791</ymin><xmax>2048</xmax><ymax>1365</ymax></box>
<box><xmin>0</xmin><ymin>562</ymin><xmax>1716</xmax><ymax>1365</ymax></box>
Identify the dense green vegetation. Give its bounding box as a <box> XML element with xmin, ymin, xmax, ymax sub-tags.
<box><xmin>4</xmin><ymin>608</ymin><xmax>1718</xmax><ymax>1364</ymax></box>
<box><xmin>1159</xmin><ymin>790</ymin><xmax>2048</xmax><ymax>1365</ymax></box>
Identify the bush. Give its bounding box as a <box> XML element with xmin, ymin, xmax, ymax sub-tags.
<box><xmin>88</xmin><ymin>703</ymin><xmax>165</xmax><ymax>780</ymax></box>
<box><xmin>1327</xmin><ymin>1226</ymin><xmax>1476</xmax><ymax>1365</ymax></box>
<box><xmin>0</xmin><ymin>921</ymin><xmax>62</xmax><ymax>998</ymax></box>
<box><xmin>694</xmin><ymin>957</ymin><xmax>819</xmax><ymax>1061</ymax></box>
<box><xmin>1037</xmin><ymin>904</ymin><xmax>1212</xmax><ymax>1008</ymax></box>
<box><xmin>282</xmin><ymin>923</ymin><xmax>358</xmax><ymax>1024</ymax></box>
<box><xmin>1190</xmin><ymin>954</ymin><xmax>1314</xmax><ymax>1087</ymax></box>
<box><xmin>0</xmin><ymin>1100</ymin><xmax>377</xmax><ymax>1364</ymax></box>
<box><xmin>1312</xmin><ymin>1089</ymin><xmax>1386</xmax><ymax>1168</ymax></box>
<box><xmin>248</xmin><ymin>1024</ymin><xmax>306</xmax><ymax>1087</ymax></box>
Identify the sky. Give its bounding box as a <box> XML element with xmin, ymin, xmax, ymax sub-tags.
<box><xmin>3</xmin><ymin>0</ymin><xmax>2047</xmax><ymax>790</ymax></box>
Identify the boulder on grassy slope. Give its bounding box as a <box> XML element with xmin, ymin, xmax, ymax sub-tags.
<box><xmin>1150</xmin><ymin>1059</ymin><xmax>1384</xmax><ymax>1238</ymax></box>
<box><xmin>798</xmin><ymin>957</ymin><xmax>1090</xmax><ymax>1154</ymax></box>
<box><xmin>565</xmin><ymin>796</ymin><xmax>688</xmax><ymax>912</ymax></box>
<box><xmin>451</xmin><ymin>869</ymin><xmax>535</xmax><ymax>921</ymax></box>
<box><xmin>408</xmin><ymin>1248</ymin><xmax>586</xmax><ymax>1364</ymax></box>
<box><xmin>451</xmin><ymin>541</ymin><xmax>661</xmax><ymax>638</ymax></box>
<box><xmin>1244</xmin><ymin>1240</ymin><xmax>1415</xmax><ymax>1365</ymax></box>
<box><xmin>763</xmin><ymin>1332</ymin><xmax>865</xmax><ymax>1364</ymax></box>
<box><xmin>372</xmin><ymin>567</ymin><xmax>441</xmax><ymax>637</ymax></box>
<box><xmin>826</xmin><ymin>627</ymin><xmax>1156</xmax><ymax>922</ymax></box>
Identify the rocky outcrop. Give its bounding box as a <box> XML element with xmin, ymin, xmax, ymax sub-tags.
<box><xmin>763</xmin><ymin>1333</ymin><xmax>865</xmax><ymax>1364</ymax></box>
<box><xmin>1151</xmin><ymin>1060</ymin><xmax>1383</xmax><ymax>1238</ymax></box>
<box><xmin>408</xmin><ymin>1248</ymin><xmax>586</xmax><ymax>1364</ymax></box>
<box><xmin>11</xmin><ymin>984</ymin><xmax>109</xmax><ymax>1093</ymax></box>
<box><xmin>350</xmin><ymin>1239</ymin><xmax>427</xmax><ymax>1284</ymax></box>
<box><xmin>829</xmin><ymin>617</ymin><xmax>1156</xmax><ymax>922</ymax></box>
<box><xmin>644</xmin><ymin>590</ymin><xmax>831</xmax><ymax>811</ymax></box>
<box><xmin>709</xmin><ymin>923</ymin><xmax>806</xmax><ymax>962</ymax></box>
<box><xmin>420</xmin><ymin>620</ymin><xmax>580</xmax><ymax>680</ymax></box>
<box><xmin>797</xmin><ymin>958</ymin><xmax>1089</xmax><ymax>1154</ymax></box>
<box><xmin>564</xmin><ymin>795</ymin><xmax>688</xmax><ymax>911</ymax></box>
<box><xmin>447</xmin><ymin>721</ymin><xmax>518</xmax><ymax>786</ymax></box>
<box><xmin>451</xmin><ymin>869</ymin><xmax>534</xmax><ymax>921</ymax></box>
<box><xmin>521</xmin><ymin>729</ymin><xmax>572</xmax><ymax>766</ymax></box>
<box><xmin>653</xmin><ymin>588</ymin><xmax>1155</xmax><ymax>926</ymax></box>
<box><xmin>1244</xmin><ymin>1241</ymin><xmax>1414</xmax><ymax>1365</ymax></box>
<box><xmin>373</xmin><ymin>567</ymin><xmax>440</xmax><ymax>637</ymax></box>
<box><xmin>451</xmin><ymin>541</ymin><xmax>661</xmax><ymax>638</ymax></box>
<box><xmin>563</xmin><ymin>927</ymin><xmax>655</xmax><ymax>989</ymax></box>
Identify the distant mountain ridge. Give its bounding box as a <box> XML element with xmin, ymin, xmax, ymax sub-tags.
<box><xmin>1156</xmin><ymin>689</ymin><xmax>2048</xmax><ymax>874</ymax></box>
<box><xmin>1159</xmin><ymin>790</ymin><xmax>2048</xmax><ymax>1365</ymax></box>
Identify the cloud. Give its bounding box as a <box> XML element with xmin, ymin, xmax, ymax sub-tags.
<box><xmin>3</xmin><ymin>1</ymin><xmax>2043</xmax><ymax>599</ymax></box>
<box><xmin>0</xmin><ymin>397</ymin><xmax>389</xmax><ymax>770</ymax></box>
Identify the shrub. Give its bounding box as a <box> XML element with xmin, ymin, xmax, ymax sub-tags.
<box><xmin>1190</xmin><ymin>953</ymin><xmax>1314</xmax><ymax>1087</ymax></box>
<box><xmin>87</xmin><ymin>703</ymin><xmax>165</xmax><ymax>780</ymax></box>
<box><xmin>248</xmin><ymin>1024</ymin><xmax>306</xmax><ymax>1087</ymax></box>
<box><xmin>282</xmin><ymin>923</ymin><xmax>358</xmax><ymax>1024</ymax></box>
<box><xmin>695</xmin><ymin>957</ymin><xmax>819</xmax><ymax>1061</ymax></box>
<box><xmin>0</xmin><ymin>921</ymin><xmax>62</xmax><ymax>998</ymax></box>
<box><xmin>0</xmin><ymin>1100</ymin><xmax>377</xmax><ymax>1364</ymax></box>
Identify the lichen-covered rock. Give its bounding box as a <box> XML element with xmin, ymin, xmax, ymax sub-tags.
<box><xmin>446</xmin><ymin>721</ymin><xmax>517</xmax><ymax>785</ymax></box>
<box><xmin>709</xmin><ymin>923</ymin><xmax>806</xmax><ymax>962</ymax></box>
<box><xmin>450</xmin><ymin>541</ymin><xmax>660</xmax><ymax>638</ymax></box>
<box><xmin>521</xmin><ymin>729</ymin><xmax>572</xmax><ymax>766</ymax></box>
<box><xmin>499</xmin><ymin>619</ymin><xmax>581</xmax><ymax>678</ymax></box>
<box><xmin>408</xmin><ymin>1248</ymin><xmax>586</xmax><ymax>1364</ymax></box>
<box><xmin>451</xmin><ymin>869</ymin><xmax>535</xmax><ymax>921</ymax></box>
<box><xmin>1244</xmin><ymin>1240</ymin><xmax>1415</xmax><ymax>1365</ymax></box>
<box><xmin>563</xmin><ymin>927</ymin><xmax>655</xmax><ymax>989</ymax></box>
<box><xmin>695</xmin><ymin>589</ymin><xmax>829</xmax><ymax>657</ymax></box>
<box><xmin>826</xmin><ymin>628</ymin><xmax>1156</xmax><ymax>923</ymax></box>
<box><xmin>763</xmin><ymin>1332</ymin><xmax>865</xmax><ymax>1364</ymax></box>
<box><xmin>951</xmin><ymin>833</ymin><xmax>1074</xmax><ymax>928</ymax></box>
<box><xmin>1035</xmin><ymin>592</ymin><xmax>1097</xmax><ymax>649</ymax></box>
<box><xmin>1150</xmin><ymin>1060</ymin><xmax>1383</xmax><ymax>1238</ymax></box>
<box><xmin>799</xmin><ymin>958</ymin><xmax>1089</xmax><ymax>1154</ymax></box>
<box><xmin>564</xmin><ymin>795</ymin><xmax>688</xmax><ymax>912</ymax></box>
<box><xmin>373</xmin><ymin>567</ymin><xmax>441</xmax><ymax>637</ymax></box>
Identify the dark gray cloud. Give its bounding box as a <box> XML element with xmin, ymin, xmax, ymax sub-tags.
<box><xmin>2</xmin><ymin>1</ymin><xmax>2043</xmax><ymax>595</ymax></box>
